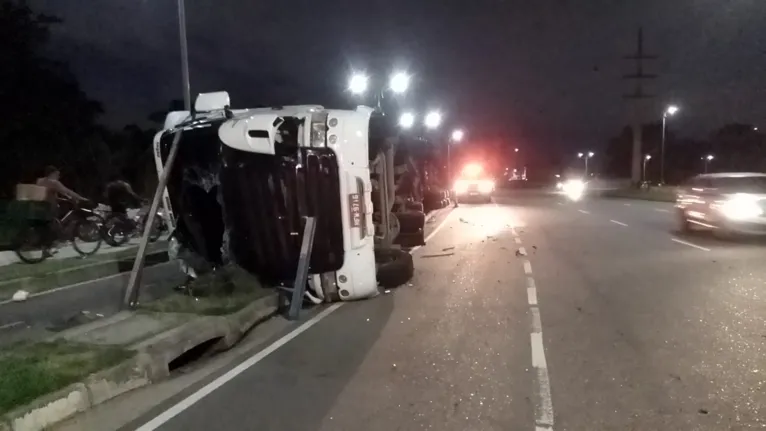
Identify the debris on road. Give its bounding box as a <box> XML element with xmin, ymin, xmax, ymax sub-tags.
<box><xmin>442</xmin><ymin>246</ymin><xmax>456</xmax><ymax>251</ymax></box>
<box><xmin>421</xmin><ymin>252</ymin><xmax>455</xmax><ymax>259</ymax></box>
<box><xmin>515</xmin><ymin>249</ymin><xmax>527</xmax><ymax>257</ymax></box>
<box><xmin>12</xmin><ymin>290</ymin><xmax>29</xmax><ymax>302</ymax></box>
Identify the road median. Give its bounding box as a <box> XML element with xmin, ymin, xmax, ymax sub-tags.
<box><xmin>600</xmin><ymin>187</ymin><xmax>678</xmax><ymax>203</ymax></box>
<box><xmin>0</xmin><ymin>265</ymin><xmax>278</xmax><ymax>431</ymax></box>
<box><xmin>0</xmin><ymin>243</ymin><xmax>168</xmax><ymax>302</ymax></box>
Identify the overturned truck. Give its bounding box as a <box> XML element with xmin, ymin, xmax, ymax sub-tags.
<box><xmin>152</xmin><ymin>91</ymin><xmax>422</xmax><ymax>303</ymax></box>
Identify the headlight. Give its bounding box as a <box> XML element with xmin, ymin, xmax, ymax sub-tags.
<box><xmin>478</xmin><ymin>180</ymin><xmax>494</xmax><ymax>193</ymax></box>
<box><xmin>562</xmin><ymin>179</ymin><xmax>586</xmax><ymax>201</ymax></box>
<box><xmin>454</xmin><ymin>180</ymin><xmax>469</xmax><ymax>194</ymax></box>
<box><xmin>720</xmin><ymin>194</ymin><xmax>763</xmax><ymax>220</ymax></box>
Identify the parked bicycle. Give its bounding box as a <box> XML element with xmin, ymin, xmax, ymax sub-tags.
<box><xmin>14</xmin><ymin>198</ymin><xmax>104</xmax><ymax>264</ymax></box>
<box><xmin>100</xmin><ymin>203</ymin><xmax>168</xmax><ymax>247</ymax></box>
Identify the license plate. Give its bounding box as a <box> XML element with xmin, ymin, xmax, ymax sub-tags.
<box><xmin>349</xmin><ymin>193</ymin><xmax>362</xmax><ymax>228</ymax></box>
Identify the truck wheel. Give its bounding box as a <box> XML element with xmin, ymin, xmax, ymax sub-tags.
<box><xmin>375</xmin><ymin>247</ymin><xmax>414</xmax><ymax>288</ymax></box>
<box><xmin>397</xmin><ymin>212</ymin><xmax>425</xmax><ymax>233</ymax></box>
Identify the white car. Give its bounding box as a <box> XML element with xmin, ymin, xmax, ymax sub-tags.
<box><xmin>676</xmin><ymin>172</ymin><xmax>766</xmax><ymax>235</ymax></box>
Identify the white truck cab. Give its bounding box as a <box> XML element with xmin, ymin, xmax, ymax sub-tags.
<box><xmin>153</xmin><ymin>91</ymin><xmax>378</xmax><ymax>301</ymax></box>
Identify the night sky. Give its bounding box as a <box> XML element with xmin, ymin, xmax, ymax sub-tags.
<box><xmin>30</xmin><ymin>0</ymin><xmax>766</xmax><ymax>153</ymax></box>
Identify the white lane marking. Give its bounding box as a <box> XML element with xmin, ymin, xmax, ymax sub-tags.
<box><xmin>0</xmin><ymin>321</ymin><xmax>24</xmax><ymax>330</ymax></box>
<box><xmin>523</xmin><ymin>261</ymin><xmax>533</xmax><ymax>275</ymax></box>
<box><xmin>578</xmin><ymin>209</ymin><xmax>590</xmax><ymax>214</ymax></box>
<box><xmin>535</xmin><ymin>366</ymin><xmax>555</xmax><ymax>426</ymax></box>
<box><xmin>511</xmin><ymin>228</ymin><xmax>555</xmax><ymax>430</ymax></box>
<box><xmin>518</xmin><ymin>246</ymin><xmax>527</xmax><ymax>255</ymax></box>
<box><xmin>138</xmin><ymin>207</ymin><xmax>461</xmax><ymax>430</ymax></box>
<box><xmin>514</xmin><ymin>236</ymin><xmax>523</xmax><ymax>244</ymax></box>
<box><xmin>671</xmin><ymin>238</ymin><xmax>710</xmax><ymax>251</ymax></box>
<box><xmin>654</xmin><ymin>208</ymin><xmax>670</xmax><ymax>213</ymax></box>
<box><xmin>135</xmin><ymin>303</ymin><xmax>344</xmax><ymax>430</ymax></box>
<box><xmin>609</xmin><ymin>219</ymin><xmax>628</xmax><ymax>227</ymax></box>
<box><xmin>527</xmin><ymin>287</ymin><xmax>538</xmax><ymax>306</ymax></box>
<box><xmin>556</xmin><ymin>202</ymin><xmax>563</xmax><ymax>206</ymax></box>
<box><xmin>623</xmin><ymin>203</ymin><xmax>631</xmax><ymax>206</ymax></box>
<box><xmin>0</xmin><ymin>271</ymin><xmax>126</xmax><ymax>306</ymax></box>
<box><xmin>531</xmin><ymin>307</ymin><xmax>542</xmax><ymax>333</ymax></box>
<box><xmin>530</xmin><ymin>332</ymin><xmax>548</xmax><ymax>368</ymax></box>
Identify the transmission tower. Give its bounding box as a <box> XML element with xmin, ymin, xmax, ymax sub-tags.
<box><xmin>623</xmin><ymin>27</ymin><xmax>657</xmax><ymax>185</ymax></box>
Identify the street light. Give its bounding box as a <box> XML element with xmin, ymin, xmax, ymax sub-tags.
<box><xmin>399</xmin><ymin>112</ymin><xmax>415</xmax><ymax>129</ymax></box>
<box><xmin>661</xmin><ymin>104</ymin><xmax>680</xmax><ymax>185</ymax></box>
<box><xmin>424</xmin><ymin>111</ymin><xmax>442</xmax><ymax>129</ymax></box>
<box><xmin>514</xmin><ymin>148</ymin><xmax>519</xmax><ymax>153</ymax></box>
<box><xmin>643</xmin><ymin>154</ymin><xmax>652</xmax><ymax>182</ymax></box>
<box><xmin>578</xmin><ymin>151</ymin><xmax>594</xmax><ymax>176</ymax></box>
<box><xmin>348</xmin><ymin>73</ymin><xmax>369</xmax><ymax>95</ymax></box>
<box><xmin>703</xmin><ymin>154</ymin><xmax>714</xmax><ymax>173</ymax></box>
<box><xmin>451</xmin><ymin>129</ymin><xmax>464</xmax><ymax>142</ymax></box>
<box><xmin>389</xmin><ymin>72</ymin><xmax>410</xmax><ymax>94</ymax></box>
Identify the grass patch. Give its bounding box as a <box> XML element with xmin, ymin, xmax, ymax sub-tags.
<box><xmin>139</xmin><ymin>264</ymin><xmax>274</xmax><ymax>316</ymax></box>
<box><xmin>0</xmin><ymin>340</ymin><xmax>133</xmax><ymax>415</ymax></box>
<box><xmin>602</xmin><ymin>187</ymin><xmax>677</xmax><ymax>202</ymax></box>
<box><xmin>0</xmin><ymin>241</ymin><xmax>167</xmax><ymax>282</ymax></box>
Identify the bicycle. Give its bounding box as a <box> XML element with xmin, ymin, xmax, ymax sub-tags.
<box><xmin>100</xmin><ymin>203</ymin><xmax>167</xmax><ymax>247</ymax></box>
<box><xmin>13</xmin><ymin>198</ymin><xmax>104</xmax><ymax>264</ymax></box>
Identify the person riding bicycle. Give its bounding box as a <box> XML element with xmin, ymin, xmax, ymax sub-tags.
<box><xmin>34</xmin><ymin>166</ymin><xmax>89</xmax><ymax>254</ymax></box>
<box><xmin>36</xmin><ymin>166</ymin><xmax>87</xmax><ymax>206</ymax></box>
<box><xmin>105</xmin><ymin>176</ymin><xmax>144</xmax><ymax>232</ymax></box>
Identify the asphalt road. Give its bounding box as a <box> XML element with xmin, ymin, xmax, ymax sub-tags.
<box><xmin>117</xmin><ymin>191</ymin><xmax>765</xmax><ymax>430</ymax></box>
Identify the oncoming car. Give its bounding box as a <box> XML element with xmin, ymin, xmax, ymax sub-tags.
<box><xmin>676</xmin><ymin>172</ymin><xmax>766</xmax><ymax>236</ymax></box>
<box><xmin>453</xmin><ymin>163</ymin><xmax>494</xmax><ymax>203</ymax></box>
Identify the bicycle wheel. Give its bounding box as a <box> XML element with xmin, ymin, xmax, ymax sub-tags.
<box><xmin>72</xmin><ymin>215</ymin><xmax>103</xmax><ymax>257</ymax></box>
<box><xmin>102</xmin><ymin>213</ymin><xmax>132</xmax><ymax>247</ymax></box>
<box><xmin>13</xmin><ymin>224</ymin><xmax>51</xmax><ymax>264</ymax></box>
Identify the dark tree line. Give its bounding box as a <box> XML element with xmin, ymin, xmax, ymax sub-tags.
<box><xmin>602</xmin><ymin>122</ymin><xmax>766</xmax><ymax>184</ymax></box>
<box><xmin>0</xmin><ymin>1</ymin><xmax>163</xmax><ymax>200</ymax></box>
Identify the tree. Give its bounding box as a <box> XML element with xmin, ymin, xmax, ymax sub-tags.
<box><xmin>0</xmin><ymin>1</ymin><xmax>104</xmax><ymax>197</ymax></box>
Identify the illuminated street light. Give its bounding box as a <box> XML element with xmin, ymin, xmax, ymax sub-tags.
<box><xmin>643</xmin><ymin>154</ymin><xmax>652</xmax><ymax>182</ymax></box>
<box><xmin>424</xmin><ymin>111</ymin><xmax>442</xmax><ymax>129</ymax></box>
<box><xmin>389</xmin><ymin>72</ymin><xmax>410</xmax><ymax>94</ymax></box>
<box><xmin>514</xmin><ymin>148</ymin><xmax>519</xmax><ymax>152</ymax></box>
<box><xmin>578</xmin><ymin>151</ymin><xmax>594</xmax><ymax>176</ymax></box>
<box><xmin>702</xmin><ymin>154</ymin><xmax>714</xmax><ymax>173</ymax></box>
<box><xmin>661</xmin><ymin>104</ymin><xmax>680</xmax><ymax>184</ymax></box>
<box><xmin>399</xmin><ymin>112</ymin><xmax>415</xmax><ymax>129</ymax></box>
<box><xmin>348</xmin><ymin>73</ymin><xmax>369</xmax><ymax>95</ymax></box>
<box><xmin>451</xmin><ymin>129</ymin><xmax>464</xmax><ymax>142</ymax></box>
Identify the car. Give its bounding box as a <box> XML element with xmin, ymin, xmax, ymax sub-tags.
<box><xmin>676</xmin><ymin>172</ymin><xmax>766</xmax><ymax>235</ymax></box>
<box><xmin>453</xmin><ymin>163</ymin><xmax>494</xmax><ymax>203</ymax></box>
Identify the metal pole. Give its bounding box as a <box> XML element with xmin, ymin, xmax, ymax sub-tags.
<box><xmin>447</xmin><ymin>141</ymin><xmax>451</xmax><ymax>189</ymax></box>
<box><xmin>704</xmin><ymin>159</ymin><xmax>708</xmax><ymax>174</ymax></box>
<box><xmin>643</xmin><ymin>159</ymin><xmax>647</xmax><ymax>182</ymax></box>
<box><xmin>178</xmin><ymin>0</ymin><xmax>191</xmax><ymax>111</ymax></box>
<box><xmin>584</xmin><ymin>157</ymin><xmax>589</xmax><ymax>177</ymax></box>
<box><xmin>660</xmin><ymin>114</ymin><xmax>666</xmax><ymax>185</ymax></box>
<box><xmin>123</xmin><ymin>131</ymin><xmax>183</xmax><ymax>307</ymax></box>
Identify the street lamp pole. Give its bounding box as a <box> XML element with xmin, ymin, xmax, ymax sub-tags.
<box><xmin>578</xmin><ymin>151</ymin><xmax>594</xmax><ymax>177</ymax></box>
<box><xmin>643</xmin><ymin>154</ymin><xmax>651</xmax><ymax>182</ymax></box>
<box><xmin>661</xmin><ymin>105</ymin><xmax>679</xmax><ymax>185</ymax></box>
<box><xmin>177</xmin><ymin>0</ymin><xmax>191</xmax><ymax>111</ymax></box>
<box><xmin>703</xmin><ymin>154</ymin><xmax>714</xmax><ymax>173</ymax></box>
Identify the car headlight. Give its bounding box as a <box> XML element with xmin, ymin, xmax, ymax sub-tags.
<box><xmin>454</xmin><ymin>180</ymin><xmax>469</xmax><ymax>194</ymax></box>
<box><xmin>720</xmin><ymin>194</ymin><xmax>763</xmax><ymax>220</ymax></box>
<box><xmin>478</xmin><ymin>180</ymin><xmax>494</xmax><ymax>194</ymax></box>
<box><xmin>562</xmin><ymin>179</ymin><xmax>586</xmax><ymax>201</ymax></box>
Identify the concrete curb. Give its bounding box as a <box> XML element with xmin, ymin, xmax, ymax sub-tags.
<box><xmin>1</xmin><ymin>292</ymin><xmax>279</xmax><ymax>431</ymax></box>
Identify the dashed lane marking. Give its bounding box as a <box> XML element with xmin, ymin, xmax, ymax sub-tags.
<box><xmin>671</xmin><ymin>238</ymin><xmax>710</xmax><ymax>251</ymax></box>
<box><xmin>609</xmin><ymin>219</ymin><xmax>628</xmax><ymax>227</ymax></box>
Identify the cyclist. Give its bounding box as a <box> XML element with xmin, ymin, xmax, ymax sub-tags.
<box><xmin>36</xmin><ymin>165</ymin><xmax>87</xmax><ymax>207</ymax></box>
<box><xmin>105</xmin><ymin>176</ymin><xmax>144</xmax><ymax>234</ymax></box>
<box><xmin>34</xmin><ymin>166</ymin><xmax>88</xmax><ymax>254</ymax></box>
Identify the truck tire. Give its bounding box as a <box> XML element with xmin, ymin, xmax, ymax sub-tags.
<box><xmin>405</xmin><ymin>201</ymin><xmax>424</xmax><ymax>212</ymax></box>
<box><xmin>397</xmin><ymin>211</ymin><xmax>425</xmax><ymax>233</ymax></box>
<box><xmin>375</xmin><ymin>247</ymin><xmax>414</xmax><ymax>288</ymax></box>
